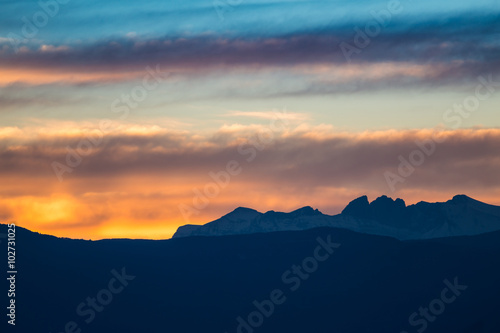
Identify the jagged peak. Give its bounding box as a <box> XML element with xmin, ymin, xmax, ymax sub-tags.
<box><xmin>290</xmin><ymin>206</ymin><xmax>321</xmax><ymax>215</ymax></box>
<box><xmin>342</xmin><ymin>195</ymin><xmax>369</xmax><ymax>209</ymax></box>
<box><xmin>353</xmin><ymin>195</ymin><xmax>369</xmax><ymax>204</ymax></box>
<box><xmin>342</xmin><ymin>195</ymin><xmax>406</xmax><ymax>221</ymax></box>
<box><xmin>370</xmin><ymin>195</ymin><xmax>406</xmax><ymax>207</ymax></box>
<box><xmin>342</xmin><ymin>195</ymin><xmax>370</xmax><ymax>218</ymax></box>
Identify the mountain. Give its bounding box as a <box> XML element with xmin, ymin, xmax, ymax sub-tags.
<box><xmin>173</xmin><ymin>195</ymin><xmax>500</xmax><ymax>239</ymax></box>
<box><xmin>2</xmin><ymin>223</ymin><xmax>500</xmax><ymax>333</ymax></box>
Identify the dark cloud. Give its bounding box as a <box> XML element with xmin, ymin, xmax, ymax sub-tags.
<box><xmin>1</xmin><ymin>128</ymin><xmax>500</xmax><ymax>193</ymax></box>
<box><xmin>1</xmin><ymin>12</ymin><xmax>498</xmax><ymax>97</ymax></box>
<box><xmin>2</xmin><ymin>13</ymin><xmax>499</xmax><ymax>72</ymax></box>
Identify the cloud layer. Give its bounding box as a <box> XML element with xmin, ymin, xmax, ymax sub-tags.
<box><xmin>1</xmin><ymin>13</ymin><xmax>499</xmax><ymax>90</ymax></box>
<box><xmin>1</xmin><ymin>124</ymin><xmax>499</xmax><ymax>239</ymax></box>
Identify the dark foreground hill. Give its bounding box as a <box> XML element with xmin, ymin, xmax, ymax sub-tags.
<box><xmin>1</xmin><ymin>224</ymin><xmax>500</xmax><ymax>333</ymax></box>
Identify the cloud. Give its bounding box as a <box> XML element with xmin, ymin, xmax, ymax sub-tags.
<box><xmin>0</xmin><ymin>13</ymin><xmax>498</xmax><ymax>91</ymax></box>
<box><xmin>1</xmin><ymin>124</ymin><xmax>500</xmax><ymax>239</ymax></box>
<box><xmin>1</xmin><ymin>124</ymin><xmax>500</xmax><ymax>190</ymax></box>
<box><xmin>226</xmin><ymin>110</ymin><xmax>309</xmax><ymax>121</ymax></box>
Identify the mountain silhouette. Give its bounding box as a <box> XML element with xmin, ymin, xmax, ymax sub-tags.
<box><xmin>1</xmin><ymin>223</ymin><xmax>500</xmax><ymax>333</ymax></box>
<box><xmin>174</xmin><ymin>194</ymin><xmax>500</xmax><ymax>239</ymax></box>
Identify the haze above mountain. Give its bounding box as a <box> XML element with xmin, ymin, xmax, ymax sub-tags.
<box><xmin>173</xmin><ymin>195</ymin><xmax>500</xmax><ymax>240</ymax></box>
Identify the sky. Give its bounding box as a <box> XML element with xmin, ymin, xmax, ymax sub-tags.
<box><xmin>0</xmin><ymin>0</ymin><xmax>499</xmax><ymax>239</ymax></box>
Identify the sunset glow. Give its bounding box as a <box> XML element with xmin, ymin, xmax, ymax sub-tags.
<box><xmin>1</xmin><ymin>0</ymin><xmax>499</xmax><ymax>239</ymax></box>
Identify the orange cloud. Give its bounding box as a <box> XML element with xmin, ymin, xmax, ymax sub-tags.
<box><xmin>1</xmin><ymin>125</ymin><xmax>500</xmax><ymax>239</ymax></box>
<box><xmin>0</xmin><ymin>67</ymin><xmax>146</xmax><ymax>86</ymax></box>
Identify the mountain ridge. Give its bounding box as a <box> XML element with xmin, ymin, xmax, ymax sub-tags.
<box><xmin>173</xmin><ymin>194</ymin><xmax>500</xmax><ymax>240</ymax></box>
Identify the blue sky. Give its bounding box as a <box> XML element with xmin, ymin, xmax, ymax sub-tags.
<box><xmin>2</xmin><ymin>0</ymin><xmax>499</xmax><ymax>42</ymax></box>
<box><xmin>1</xmin><ymin>0</ymin><xmax>499</xmax><ymax>129</ymax></box>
